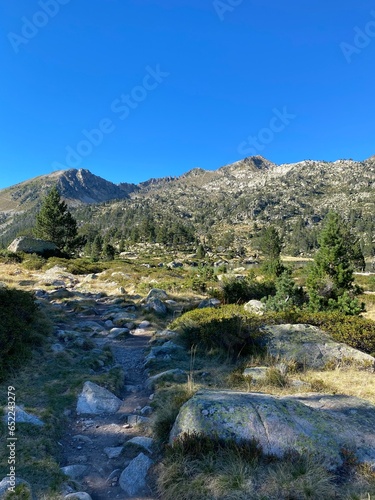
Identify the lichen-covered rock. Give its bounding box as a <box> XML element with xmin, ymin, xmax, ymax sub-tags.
<box><xmin>260</xmin><ymin>324</ymin><xmax>375</xmax><ymax>369</ymax></box>
<box><xmin>76</xmin><ymin>381</ymin><xmax>122</xmax><ymax>415</ymax></box>
<box><xmin>170</xmin><ymin>390</ymin><xmax>375</xmax><ymax>471</ymax></box>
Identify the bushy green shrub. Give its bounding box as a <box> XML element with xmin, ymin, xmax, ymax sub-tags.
<box><xmin>0</xmin><ymin>250</ymin><xmax>22</xmax><ymax>264</ymax></box>
<box><xmin>46</xmin><ymin>257</ymin><xmax>107</xmax><ymax>275</ymax></box>
<box><xmin>219</xmin><ymin>274</ymin><xmax>275</xmax><ymax>305</ymax></box>
<box><xmin>0</xmin><ymin>289</ymin><xmax>51</xmax><ymax>381</ymax></box>
<box><xmin>21</xmin><ymin>253</ymin><xmax>46</xmax><ymax>270</ymax></box>
<box><xmin>170</xmin><ymin>305</ymin><xmax>271</xmax><ymax>358</ymax></box>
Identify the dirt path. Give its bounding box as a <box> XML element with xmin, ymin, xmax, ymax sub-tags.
<box><xmin>56</xmin><ymin>296</ymin><xmax>158</xmax><ymax>500</ymax></box>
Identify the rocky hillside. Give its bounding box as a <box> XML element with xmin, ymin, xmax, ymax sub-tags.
<box><xmin>0</xmin><ymin>155</ymin><xmax>374</xmax><ymax>252</ymax></box>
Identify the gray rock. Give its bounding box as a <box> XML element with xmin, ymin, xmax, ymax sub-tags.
<box><xmin>60</xmin><ymin>465</ymin><xmax>88</xmax><ymax>479</ymax></box>
<box><xmin>170</xmin><ymin>390</ymin><xmax>375</xmax><ymax>470</ymax></box>
<box><xmin>2</xmin><ymin>406</ymin><xmax>44</xmax><ymax>427</ymax></box>
<box><xmin>146</xmin><ymin>288</ymin><xmax>168</xmax><ymax>300</ymax></box>
<box><xmin>167</xmin><ymin>261</ymin><xmax>183</xmax><ymax>269</ymax></box>
<box><xmin>261</xmin><ymin>324</ymin><xmax>375</xmax><ymax>370</ymax></box>
<box><xmin>244</xmin><ymin>299</ymin><xmax>266</xmax><ymax>315</ymax></box>
<box><xmin>127</xmin><ymin>415</ymin><xmax>151</xmax><ymax>426</ymax></box>
<box><xmin>198</xmin><ymin>298</ymin><xmax>221</xmax><ymax>309</ymax></box>
<box><xmin>78</xmin><ymin>321</ymin><xmax>103</xmax><ymax>332</ymax></box>
<box><xmin>64</xmin><ymin>493</ymin><xmax>93</xmax><ymax>500</ymax></box>
<box><xmin>140</xmin><ymin>405</ymin><xmax>153</xmax><ymax>416</ymax></box>
<box><xmin>76</xmin><ymin>381</ymin><xmax>122</xmax><ymax>415</ymax></box>
<box><xmin>108</xmin><ymin>327</ymin><xmax>129</xmax><ymax>339</ymax></box>
<box><xmin>243</xmin><ymin>366</ymin><xmax>269</xmax><ymax>382</ymax></box>
<box><xmin>125</xmin><ymin>436</ymin><xmax>154</xmax><ymax>453</ymax></box>
<box><xmin>146</xmin><ymin>297</ymin><xmax>167</xmax><ymax>315</ymax></box>
<box><xmin>155</xmin><ymin>329</ymin><xmax>178</xmax><ymax>337</ymax></box>
<box><xmin>146</xmin><ymin>369</ymin><xmax>186</xmax><ymax>389</ymax></box>
<box><xmin>138</xmin><ymin>320</ymin><xmax>151</xmax><ymax>329</ymax></box>
<box><xmin>0</xmin><ymin>477</ymin><xmax>32</xmax><ymax>499</ymax></box>
<box><xmin>119</xmin><ymin>453</ymin><xmax>153</xmax><ymax>496</ymax></box>
<box><xmin>104</xmin><ymin>446</ymin><xmax>124</xmax><ymax>459</ymax></box>
<box><xmin>7</xmin><ymin>236</ymin><xmax>58</xmax><ymax>254</ymax></box>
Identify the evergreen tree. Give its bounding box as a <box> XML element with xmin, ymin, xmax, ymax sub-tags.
<box><xmin>258</xmin><ymin>225</ymin><xmax>284</xmax><ymax>277</ymax></box>
<box><xmin>307</xmin><ymin>211</ymin><xmax>364</xmax><ymax>314</ymax></box>
<box><xmin>34</xmin><ymin>186</ymin><xmax>78</xmax><ymax>252</ymax></box>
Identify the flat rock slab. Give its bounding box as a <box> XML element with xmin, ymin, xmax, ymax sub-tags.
<box><xmin>261</xmin><ymin>324</ymin><xmax>375</xmax><ymax>369</ymax></box>
<box><xmin>170</xmin><ymin>390</ymin><xmax>375</xmax><ymax>471</ymax></box>
<box><xmin>76</xmin><ymin>381</ymin><xmax>122</xmax><ymax>415</ymax></box>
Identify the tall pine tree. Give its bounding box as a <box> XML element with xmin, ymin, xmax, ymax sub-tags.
<box><xmin>34</xmin><ymin>186</ymin><xmax>78</xmax><ymax>252</ymax></box>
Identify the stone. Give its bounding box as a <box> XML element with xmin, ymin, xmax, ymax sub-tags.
<box><xmin>119</xmin><ymin>453</ymin><xmax>153</xmax><ymax>496</ymax></box>
<box><xmin>2</xmin><ymin>405</ymin><xmax>44</xmax><ymax>426</ymax></box>
<box><xmin>146</xmin><ymin>369</ymin><xmax>186</xmax><ymax>389</ymax></box>
<box><xmin>146</xmin><ymin>288</ymin><xmax>168</xmax><ymax>300</ymax></box>
<box><xmin>260</xmin><ymin>324</ymin><xmax>375</xmax><ymax>370</ymax></box>
<box><xmin>167</xmin><ymin>261</ymin><xmax>183</xmax><ymax>269</ymax></box>
<box><xmin>140</xmin><ymin>405</ymin><xmax>153</xmax><ymax>416</ymax></box>
<box><xmin>243</xmin><ymin>366</ymin><xmax>269</xmax><ymax>382</ymax></box>
<box><xmin>244</xmin><ymin>299</ymin><xmax>266</xmax><ymax>315</ymax></box>
<box><xmin>108</xmin><ymin>327</ymin><xmax>129</xmax><ymax>339</ymax></box>
<box><xmin>198</xmin><ymin>298</ymin><xmax>221</xmax><ymax>309</ymax></box>
<box><xmin>7</xmin><ymin>236</ymin><xmax>58</xmax><ymax>254</ymax></box>
<box><xmin>146</xmin><ymin>297</ymin><xmax>167</xmax><ymax>315</ymax></box>
<box><xmin>127</xmin><ymin>415</ymin><xmax>151</xmax><ymax>426</ymax></box>
<box><xmin>64</xmin><ymin>493</ymin><xmax>93</xmax><ymax>500</ymax></box>
<box><xmin>60</xmin><ymin>465</ymin><xmax>88</xmax><ymax>479</ymax></box>
<box><xmin>170</xmin><ymin>390</ymin><xmax>375</xmax><ymax>471</ymax></box>
<box><xmin>125</xmin><ymin>436</ymin><xmax>154</xmax><ymax>453</ymax></box>
<box><xmin>76</xmin><ymin>381</ymin><xmax>122</xmax><ymax>415</ymax></box>
<box><xmin>138</xmin><ymin>320</ymin><xmax>151</xmax><ymax>329</ymax></box>
<box><xmin>0</xmin><ymin>477</ymin><xmax>32</xmax><ymax>498</ymax></box>
<box><xmin>104</xmin><ymin>446</ymin><xmax>124</xmax><ymax>459</ymax></box>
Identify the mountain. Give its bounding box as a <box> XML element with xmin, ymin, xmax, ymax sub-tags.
<box><xmin>0</xmin><ymin>156</ymin><xmax>374</xmax><ymax>254</ymax></box>
<box><xmin>0</xmin><ymin>169</ymin><xmax>137</xmax><ymax>244</ymax></box>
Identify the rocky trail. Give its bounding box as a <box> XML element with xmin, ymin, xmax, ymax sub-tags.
<box><xmin>38</xmin><ymin>270</ymin><xmax>161</xmax><ymax>499</ymax></box>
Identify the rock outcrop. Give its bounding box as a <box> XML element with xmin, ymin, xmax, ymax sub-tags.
<box><xmin>170</xmin><ymin>390</ymin><xmax>375</xmax><ymax>471</ymax></box>
<box><xmin>260</xmin><ymin>324</ymin><xmax>375</xmax><ymax>369</ymax></box>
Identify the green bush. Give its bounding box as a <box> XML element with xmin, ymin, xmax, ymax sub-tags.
<box><xmin>0</xmin><ymin>250</ymin><xmax>22</xmax><ymax>264</ymax></box>
<box><xmin>219</xmin><ymin>274</ymin><xmax>275</xmax><ymax>305</ymax></box>
<box><xmin>46</xmin><ymin>257</ymin><xmax>108</xmax><ymax>275</ymax></box>
<box><xmin>21</xmin><ymin>253</ymin><xmax>46</xmax><ymax>270</ymax></box>
<box><xmin>170</xmin><ymin>305</ymin><xmax>270</xmax><ymax>358</ymax></box>
<box><xmin>0</xmin><ymin>289</ymin><xmax>51</xmax><ymax>381</ymax></box>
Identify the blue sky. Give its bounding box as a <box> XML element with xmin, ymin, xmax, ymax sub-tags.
<box><xmin>1</xmin><ymin>0</ymin><xmax>375</xmax><ymax>188</ymax></box>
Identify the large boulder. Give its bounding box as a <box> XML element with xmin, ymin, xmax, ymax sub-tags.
<box><xmin>119</xmin><ymin>453</ymin><xmax>153</xmax><ymax>496</ymax></box>
<box><xmin>76</xmin><ymin>381</ymin><xmax>122</xmax><ymax>415</ymax></box>
<box><xmin>260</xmin><ymin>324</ymin><xmax>375</xmax><ymax>369</ymax></box>
<box><xmin>170</xmin><ymin>390</ymin><xmax>375</xmax><ymax>470</ymax></box>
<box><xmin>7</xmin><ymin>237</ymin><xmax>58</xmax><ymax>254</ymax></box>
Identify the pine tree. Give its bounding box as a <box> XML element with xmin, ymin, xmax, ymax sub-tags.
<box><xmin>34</xmin><ymin>186</ymin><xmax>78</xmax><ymax>252</ymax></box>
<box><xmin>307</xmin><ymin>211</ymin><xmax>364</xmax><ymax>314</ymax></box>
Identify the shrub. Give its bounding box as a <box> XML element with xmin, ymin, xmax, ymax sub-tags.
<box><xmin>170</xmin><ymin>305</ymin><xmax>270</xmax><ymax>358</ymax></box>
<box><xmin>219</xmin><ymin>274</ymin><xmax>275</xmax><ymax>305</ymax></box>
<box><xmin>0</xmin><ymin>289</ymin><xmax>51</xmax><ymax>381</ymax></box>
<box><xmin>0</xmin><ymin>250</ymin><xmax>22</xmax><ymax>264</ymax></box>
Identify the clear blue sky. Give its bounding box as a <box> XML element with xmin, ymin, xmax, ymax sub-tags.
<box><xmin>1</xmin><ymin>0</ymin><xmax>375</xmax><ymax>188</ymax></box>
